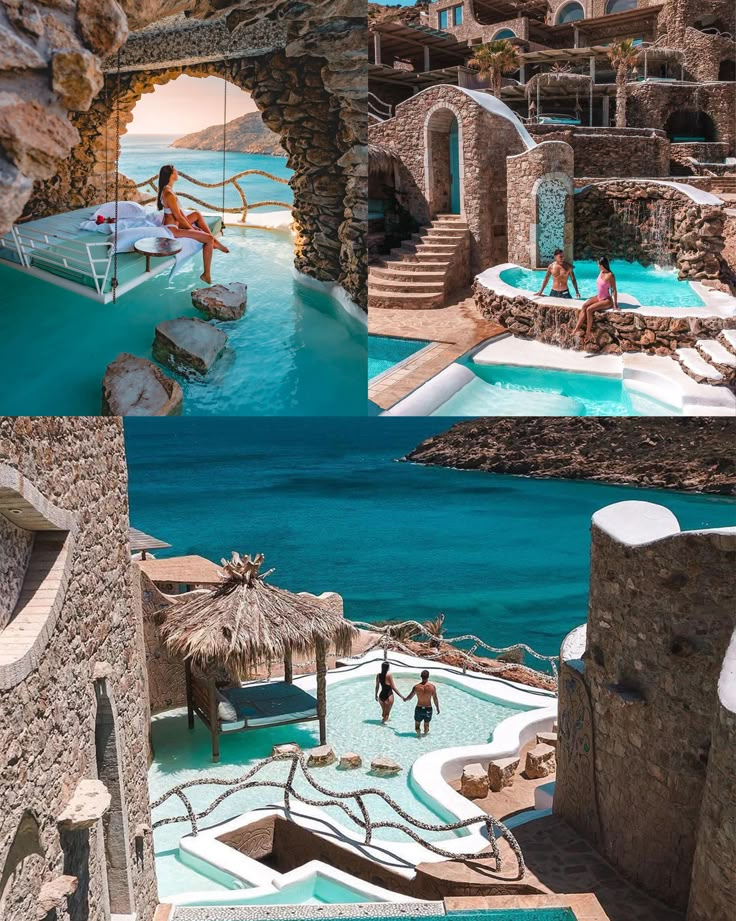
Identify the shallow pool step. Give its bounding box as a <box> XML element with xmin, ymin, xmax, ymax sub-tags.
<box><xmin>718</xmin><ymin>329</ymin><xmax>736</xmax><ymax>357</ymax></box>
<box><xmin>675</xmin><ymin>347</ymin><xmax>724</xmax><ymax>383</ymax></box>
<box><xmin>696</xmin><ymin>338</ymin><xmax>736</xmax><ymax>368</ymax></box>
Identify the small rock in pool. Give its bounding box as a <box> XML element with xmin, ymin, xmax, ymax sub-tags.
<box><xmin>153</xmin><ymin>316</ymin><xmax>227</xmax><ymax>375</ymax></box>
<box><xmin>339</xmin><ymin>752</ymin><xmax>362</xmax><ymax>769</ymax></box>
<box><xmin>306</xmin><ymin>744</ymin><xmax>336</xmax><ymax>767</ymax></box>
<box><xmin>192</xmin><ymin>282</ymin><xmax>247</xmax><ymax>321</ymax></box>
<box><xmin>101</xmin><ymin>353</ymin><xmax>182</xmax><ymax>416</ymax></box>
<box><xmin>370</xmin><ymin>756</ymin><xmax>401</xmax><ymax>776</ymax></box>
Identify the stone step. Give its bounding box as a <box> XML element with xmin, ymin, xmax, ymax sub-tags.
<box><xmin>674</xmin><ymin>347</ymin><xmax>724</xmax><ymax>383</ymax></box>
<box><xmin>368</xmin><ymin>278</ymin><xmax>446</xmax><ymax>294</ymax></box>
<box><xmin>434</xmin><ymin>213</ymin><xmax>466</xmax><ymax>221</ymax></box>
<box><xmin>417</xmin><ymin>228</ymin><xmax>468</xmax><ymax>238</ymax></box>
<box><xmin>390</xmin><ymin>247</ymin><xmax>456</xmax><ymax>261</ymax></box>
<box><xmin>696</xmin><ymin>338</ymin><xmax>736</xmax><ymax>368</ymax></box>
<box><xmin>369</xmin><ymin>267</ymin><xmax>448</xmax><ymax>283</ymax></box>
<box><xmin>429</xmin><ymin>219</ymin><xmax>469</xmax><ymax>229</ymax></box>
<box><xmin>375</xmin><ymin>258</ymin><xmax>452</xmax><ymax>270</ymax></box>
<box><xmin>717</xmin><ymin>329</ymin><xmax>736</xmax><ymax>356</ymax></box>
<box><xmin>368</xmin><ymin>289</ymin><xmax>446</xmax><ymax>309</ymax></box>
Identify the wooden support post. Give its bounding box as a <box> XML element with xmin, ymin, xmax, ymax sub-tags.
<box><xmin>284</xmin><ymin>648</ymin><xmax>293</xmax><ymax>684</ymax></box>
<box><xmin>208</xmin><ymin>674</ymin><xmax>220</xmax><ymax>763</ymax></box>
<box><xmin>316</xmin><ymin>638</ymin><xmax>327</xmax><ymax>746</ymax></box>
<box><xmin>374</xmin><ymin>31</ymin><xmax>381</xmax><ymax>66</ymax></box>
<box><xmin>424</xmin><ymin>46</ymin><xmax>430</xmax><ymax>73</ymax></box>
<box><xmin>185</xmin><ymin>659</ymin><xmax>194</xmax><ymax>730</ymax></box>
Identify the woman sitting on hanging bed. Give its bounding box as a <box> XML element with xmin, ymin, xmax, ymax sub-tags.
<box><xmin>157</xmin><ymin>164</ymin><xmax>228</xmax><ymax>284</ymax></box>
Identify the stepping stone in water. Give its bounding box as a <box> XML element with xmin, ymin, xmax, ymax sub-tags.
<box><xmin>525</xmin><ymin>743</ymin><xmax>556</xmax><ymax>779</ymax></box>
<box><xmin>192</xmin><ymin>282</ymin><xmax>247</xmax><ymax>321</ymax></box>
<box><xmin>488</xmin><ymin>755</ymin><xmax>519</xmax><ymax>792</ymax></box>
<box><xmin>101</xmin><ymin>353</ymin><xmax>182</xmax><ymax>416</ymax></box>
<box><xmin>371</xmin><ymin>756</ymin><xmax>401</xmax><ymax>776</ymax></box>
<box><xmin>306</xmin><ymin>744</ymin><xmax>336</xmax><ymax>767</ymax></box>
<box><xmin>460</xmin><ymin>762</ymin><xmax>489</xmax><ymax>799</ymax></box>
<box><xmin>272</xmin><ymin>743</ymin><xmax>301</xmax><ymax>758</ymax></box>
<box><xmin>153</xmin><ymin>317</ymin><xmax>227</xmax><ymax>375</ymax></box>
<box><xmin>339</xmin><ymin>752</ymin><xmax>362</xmax><ymax>769</ymax></box>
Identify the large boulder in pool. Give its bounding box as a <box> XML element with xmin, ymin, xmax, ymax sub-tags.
<box><xmin>153</xmin><ymin>317</ymin><xmax>227</xmax><ymax>375</ymax></box>
<box><xmin>370</xmin><ymin>756</ymin><xmax>401</xmax><ymax>776</ymax></box>
<box><xmin>101</xmin><ymin>353</ymin><xmax>182</xmax><ymax>416</ymax></box>
<box><xmin>192</xmin><ymin>283</ymin><xmax>247</xmax><ymax>321</ymax></box>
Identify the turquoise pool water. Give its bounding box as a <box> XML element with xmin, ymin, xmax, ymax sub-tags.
<box><xmin>369</xmin><ymin>335</ymin><xmax>431</xmax><ymax>380</ymax></box>
<box><xmin>151</xmin><ymin>672</ymin><xmax>535</xmax><ymax>897</ymax></box>
<box><xmin>431</xmin><ymin>363</ymin><xmax>677</xmax><ymax>417</ymax></box>
<box><xmin>501</xmin><ymin>259</ymin><xmax>704</xmax><ymax>308</ymax></box>
<box><xmin>0</xmin><ymin>227</ymin><xmax>365</xmax><ymax>415</ymax></box>
<box><xmin>180</xmin><ymin>875</ymin><xmax>386</xmax><ymax>906</ymax></box>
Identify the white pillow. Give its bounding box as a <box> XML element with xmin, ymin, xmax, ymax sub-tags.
<box><xmin>92</xmin><ymin>200</ymin><xmax>146</xmax><ymax>221</ymax></box>
<box><xmin>80</xmin><ymin>220</ymin><xmax>114</xmax><ymax>234</ymax></box>
<box><xmin>216</xmin><ymin>689</ymin><xmax>238</xmax><ymax>723</ymax></box>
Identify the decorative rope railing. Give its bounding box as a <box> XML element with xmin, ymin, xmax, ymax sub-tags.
<box><xmin>287</xmin><ymin>622</ymin><xmax>558</xmax><ymax>689</ymax></box>
<box><xmin>151</xmin><ymin>751</ymin><xmax>525</xmax><ymax>879</ymax></box>
<box><xmin>134</xmin><ymin>169</ymin><xmax>292</xmax><ymax>223</ymax></box>
<box><xmin>368</xmin><ymin>92</ymin><xmax>393</xmax><ymax>122</ymax></box>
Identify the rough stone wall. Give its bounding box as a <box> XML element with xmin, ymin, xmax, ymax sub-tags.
<box><xmin>670</xmin><ymin>141</ymin><xmax>732</xmax><ymax>173</ymax></box>
<box><xmin>369</xmin><ymin>85</ymin><xmax>528</xmax><ymax>272</ymax></box>
<box><xmin>0</xmin><ymin>418</ymin><xmax>157</xmax><ymax>921</ymax></box>
<box><xmin>574</xmin><ymin>181</ymin><xmax>727</xmax><ymax>281</ymax></box>
<box><xmin>687</xmin><ymin>637</ymin><xmax>736</xmax><ymax>921</ymax></box>
<box><xmin>660</xmin><ymin>0</ymin><xmax>736</xmax><ymax>82</ymax></box>
<box><xmin>627</xmin><ymin>82</ymin><xmax>736</xmax><ymax>158</ymax></box>
<box><xmin>474</xmin><ymin>278</ymin><xmax>736</xmax><ymax>355</ymax></box>
<box><xmin>429</xmin><ymin>2</ymin><xmax>528</xmax><ymax>43</ymax></box>
<box><xmin>506</xmin><ymin>140</ymin><xmax>574</xmax><ymax>268</ymax></box>
<box><xmin>558</xmin><ymin>509</ymin><xmax>736</xmax><ymax>911</ymax></box>
<box><xmin>0</xmin><ymin>513</ymin><xmax>34</xmax><ymax>630</ymax></box>
<box><xmin>139</xmin><ymin>570</ymin><xmax>188</xmax><ymax>715</ymax></box>
<box><xmin>528</xmin><ymin>126</ymin><xmax>669</xmax><ymax>178</ymax></box>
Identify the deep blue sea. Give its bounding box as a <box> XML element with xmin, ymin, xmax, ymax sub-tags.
<box><xmin>119</xmin><ymin>134</ymin><xmax>292</xmax><ymax>213</ymax></box>
<box><xmin>124</xmin><ymin>418</ymin><xmax>736</xmax><ymax>657</ymax></box>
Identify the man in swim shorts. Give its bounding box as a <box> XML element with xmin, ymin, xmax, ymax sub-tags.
<box><xmin>535</xmin><ymin>249</ymin><xmax>580</xmax><ymax>299</ymax></box>
<box><xmin>405</xmin><ymin>669</ymin><xmax>440</xmax><ymax>736</ymax></box>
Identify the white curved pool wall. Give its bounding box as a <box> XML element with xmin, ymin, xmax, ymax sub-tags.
<box><xmin>293</xmin><ymin>269</ymin><xmax>368</xmax><ymax>327</ymax></box>
<box><xmin>169</xmin><ymin>860</ymin><xmax>433</xmax><ymax>907</ymax></box>
<box><xmin>175</xmin><ymin>651</ymin><xmax>556</xmax><ymax>885</ymax></box>
<box><xmin>381</xmin><ymin>334</ymin><xmax>736</xmax><ymax>417</ymax></box>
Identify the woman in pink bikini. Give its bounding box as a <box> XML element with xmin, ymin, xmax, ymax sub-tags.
<box><xmin>572</xmin><ymin>256</ymin><xmax>617</xmax><ymax>346</ymax></box>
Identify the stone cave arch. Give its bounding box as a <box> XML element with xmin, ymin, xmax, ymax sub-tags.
<box><xmin>0</xmin><ymin>812</ymin><xmax>45</xmax><ymax>920</ymax></box>
<box><xmin>665</xmin><ymin>109</ymin><xmax>718</xmax><ymax>142</ymax></box>
<box><xmin>425</xmin><ymin>107</ymin><xmax>463</xmax><ymax>216</ymax></box>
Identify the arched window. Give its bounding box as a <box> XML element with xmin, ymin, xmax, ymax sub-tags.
<box><xmin>605</xmin><ymin>0</ymin><xmax>637</xmax><ymax>13</ymax></box>
<box><xmin>557</xmin><ymin>2</ymin><xmax>585</xmax><ymax>24</ymax></box>
<box><xmin>493</xmin><ymin>28</ymin><xmax>517</xmax><ymax>39</ymax></box>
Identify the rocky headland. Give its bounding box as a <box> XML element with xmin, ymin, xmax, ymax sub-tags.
<box><xmin>171</xmin><ymin>112</ymin><xmax>286</xmax><ymax>157</ymax></box>
<box><xmin>406</xmin><ymin>418</ymin><xmax>736</xmax><ymax>495</ymax></box>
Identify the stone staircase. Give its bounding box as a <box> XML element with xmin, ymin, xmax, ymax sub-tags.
<box><xmin>368</xmin><ymin>215</ymin><xmax>470</xmax><ymax>309</ymax></box>
<box><xmin>674</xmin><ymin>330</ymin><xmax>736</xmax><ymax>386</ymax></box>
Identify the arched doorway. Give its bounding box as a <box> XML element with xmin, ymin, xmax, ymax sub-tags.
<box><xmin>665</xmin><ymin>110</ymin><xmax>717</xmax><ymax>142</ymax></box>
<box><xmin>95</xmin><ymin>680</ymin><xmax>134</xmax><ymax>917</ymax></box>
<box><xmin>719</xmin><ymin>59</ymin><xmax>735</xmax><ymax>81</ymax></box>
<box><xmin>426</xmin><ymin>108</ymin><xmax>462</xmax><ymax>216</ymax></box>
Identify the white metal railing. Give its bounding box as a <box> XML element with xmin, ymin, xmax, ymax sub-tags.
<box><xmin>134</xmin><ymin>168</ymin><xmax>292</xmax><ymax>222</ymax></box>
<box><xmin>4</xmin><ymin>224</ymin><xmax>114</xmax><ymax>296</ymax></box>
<box><xmin>368</xmin><ymin>92</ymin><xmax>393</xmax><ymax>122</ymax></box>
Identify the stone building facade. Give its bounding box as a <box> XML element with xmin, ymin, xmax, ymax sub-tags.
<box><xmin>0</xmin><ymin>418</ymin><xmax>157</xmax><ymax>921</ymax></box>
<box><xmin>369</xmin><ymin>85</ymin><xmax>532</xmax><ymax>273</ymax></box>
<box><xmin>554</xmin><ymin>500</ymin><xmax>736</xmax><ymax>917</ymax></box>
<box><xmin>527</xmin><ymin>126</ymin><xmax>670</xmax><ymax>178</ymax></box>
<box><xmin>0</xmin><ymin>1</ymin><xmax>367</xmax><ymax>309</ymax></box>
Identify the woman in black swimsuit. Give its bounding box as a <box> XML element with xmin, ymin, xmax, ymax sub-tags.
<box><xmin>374</xmin><ymin>661</ymin><xmax>405</xmax><ymax>724</ymax></box>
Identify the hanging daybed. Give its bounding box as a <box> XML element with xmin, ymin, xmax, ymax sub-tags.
<box><xmin>160</xmin><ymin>552</ymin><xmax>356</xmax><ymax>762</ymax></box>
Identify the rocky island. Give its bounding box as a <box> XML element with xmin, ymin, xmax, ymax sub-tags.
<box><xmin>171</xmin><ymin>112</ymin><xmax>286</xmax><ymax>157</ymax></box>
<box><xmin>406</xmin><ymin>418</ymin><xmax>736</xmax><ymax>495</ymax></box>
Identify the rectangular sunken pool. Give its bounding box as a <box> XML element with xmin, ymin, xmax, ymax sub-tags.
<box><xmin>169</xmin><ymin>907</ymin><xmax>577</xmax><ymax>920</ymax></box>
<box><xmin>430</xmin><ymin>363</ymin><xmax>678</xmax><ymax>417</ymax></box>
<box><xmin>369</xmin><ymin>335</ymin><xmax>432</xmax><ymax>380</ymax></box>
<box><xmin>500</xmin><ymin>259</ymin><xmax>704</xmax><ymax>308</ymax></box>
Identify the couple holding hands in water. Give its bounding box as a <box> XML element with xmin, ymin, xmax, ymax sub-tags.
<box><xmin>375</xmin><ymin>662</ymin><xmax>440</xmax><ymax>736</ymax></box>
<box><xmin>536</xmin><ymin>249</ymin><xmax>619</xmax><ymax>347</ymax></box>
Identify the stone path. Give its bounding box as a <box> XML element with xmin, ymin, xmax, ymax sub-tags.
<box><xmin>368</xmin><ymin>289</ymin><xmax>504</xmax><ymax>410</ymax></box>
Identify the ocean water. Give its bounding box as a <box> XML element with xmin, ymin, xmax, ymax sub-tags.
<box><xmin>125</xmin><ymin>418</ymin><xmax>736</xmax><ymax>657</ymax></box>
<box><xmin>119</xmin><ymin>134</ymin><xmax>293</xmax><ymax>214</ymax></box>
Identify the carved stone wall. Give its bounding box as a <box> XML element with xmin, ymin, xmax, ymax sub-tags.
<box><xmin>554</xmin><ymin>501</ymin><xmax>736</xmax><ymax>913</ymax></box>
<box><xmin>506</xmin><ymin>141</ymin><xmax>574</xmax><ymax>268</ymax></box>
<box><xmin>528</xmin><ymin>126</ymin><xmax>670</xmax><ymax>178</ymax></box>
<box><xmin>369</xmin><ymin>85</ymin><xmax>530</xmax><ymax>272</ymax></box>
<box><xmin>0</xmin><ymin>418</ymin><xmax>157</xmax><ymax>921</ymax></box>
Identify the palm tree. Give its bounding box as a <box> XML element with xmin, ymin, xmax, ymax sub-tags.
<box><xmin>468</xmin><ymin>40</ymin><xmax>520</xmax><ymax>98</ymax></box>
<box><xmin>422</xmin><ymin>612</ymin><xmax>445</xmax><ymax>648</ymax></box>
<box><xmin>607</xmin><ymin>38</ymin><xmax>640</xmax><ymax>127</ymax></box>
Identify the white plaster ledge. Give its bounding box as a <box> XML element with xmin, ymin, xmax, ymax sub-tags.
<box><xmin>292</xmin><ymin>270</ymin><xmax>367</xmax><ymax>326</ymax></box>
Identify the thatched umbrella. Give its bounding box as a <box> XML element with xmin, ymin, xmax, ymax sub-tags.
<box><xmin>369</xmin><ymin>144</ymin><xmax>399</xmax><ymax>177</ymax></box>
<box><xmin>526</xmin><ymin>69</ymin><xmax>593</xmax><ymax>125</ymax></box>
<box><xmin>161</xmin><ymin>552</ymin><xmax>356</xmax><ymax>750</ymax></box>
<box><xmin>635</xmin><ymin>45</ymin><xmax>685</xmax><ymax>80</ymax></box>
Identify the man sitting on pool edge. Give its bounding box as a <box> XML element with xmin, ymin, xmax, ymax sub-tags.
<box><xmin>405</xmin><ymin>670</ymin><xmax>440</xmax><ymax>736</ymax></box>
<box><xmin>535</xmin><ymin>249</ymin><xmax>581</xmax><ymax>300</ymax></box>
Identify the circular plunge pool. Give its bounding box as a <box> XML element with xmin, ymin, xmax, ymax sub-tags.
<box><xmin>501</xmin><ymin>259</ymin><xmax>705</xmax><ymax>309</ymax></box>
